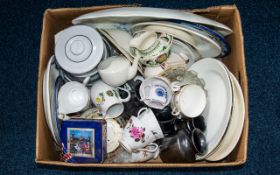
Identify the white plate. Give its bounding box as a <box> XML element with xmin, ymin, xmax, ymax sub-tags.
<box><xmin>98</xmin><ymin>29</ymin><xmax>144</xmax><ymax>74</ymax></box>
<box><xmin>43</xmin><ymin>56</ymin><xmax>61</xmax><ymax>144</ymax></box>
<box><xmin>106</xmin><ymin>119</ymin><xmax>123</xmax><ymax>153</ymax></box>
<box><xmin>206</xmin><ymin>72</ymin><xmax>245</xmax><ymax>161</ymax></box>
<box><xmin>72</xmin><ymin>7</ymin><xmax>232</xmax><ymax>36</ymax></box>
<box><xmin>132</xmin><ymin>21</ymin><xmax>221</xmax><ymax>58</ymax></box>
<box><xmin>188</xmin><ymin>58</ymin><xmax>232</xmax><ymax>159</ymax></box>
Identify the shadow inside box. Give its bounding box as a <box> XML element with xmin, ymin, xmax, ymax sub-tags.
<box><xmin>36</xmin><ymin>163</ymin><xmax>246</xmax><ymax>172</ymax></box>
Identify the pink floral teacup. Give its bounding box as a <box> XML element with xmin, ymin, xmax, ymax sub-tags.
<box><xmin>119</xmin><ymin>116</ymin><xmax>157</xmax><ymax>153</ymax></box>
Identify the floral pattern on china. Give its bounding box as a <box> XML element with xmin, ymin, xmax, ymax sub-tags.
<box><xmin>127</xmin><ymin>119</ymin><xmax>146</xmax><ymax>143</ymax></box>
<box><xmin>95</xmin><ymin>90</ymin><xmax>119</xmax><ymax>105</ymax></box>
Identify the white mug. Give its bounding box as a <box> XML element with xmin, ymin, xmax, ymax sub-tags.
<box><xmin>119</xmin><ymin>116</ymin><xmax>157</xmax><ymax>153</ymax></box>
<box><xmin>90</xmin><ymin>80</ymin><xmax>131</xmax><ymax>118</ymax></box>
<box><xmin>58</xmin><ymin>81</ymin><xmax>90</xmax><ymax>115</ymax></box>
<box><xmin>137</xmin><ymin>107</ymin><xmax>164</xmax><ymax>140</ymax></box>
<box><xmin>171</xmin><ymin>84</ymin><xmax>207</xmax><ymax>118</ymax></box>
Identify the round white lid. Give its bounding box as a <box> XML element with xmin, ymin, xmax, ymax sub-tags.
<box><xmin>55</xmin><ymin>25</ymin><xmax>104</xmax><ymax>75</ymax></box>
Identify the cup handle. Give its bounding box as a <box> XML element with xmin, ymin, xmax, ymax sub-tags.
<box><xmin>137</xmin><ymin>107</ymin><xmax>148</xmax><ymax>118</ymax></box>
<box><xmin>172</xmin><ymin>107</ymin><xmax>180</xmax><ymax>116</ymax></box>
<box><xmin>171</xmin><ymin>81</ymin><xmax>181</xmax><ymax>92</ymax></box>
<box><xmin>82</xmin><ymin>76</ymin><xmax>90</xmax><ymax>86</ymax></box>
<box><xmin>117</xmin><ymin>87</ymin><xmax>131</xmax><ymax>102</ymax></box>
<box><xmin>136</xmin><ymin>143</ymin><xmax>159</xmax><ymax>153</ymax></box>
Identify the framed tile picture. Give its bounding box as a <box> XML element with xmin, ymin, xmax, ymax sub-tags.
<box><xmin>60</xmin><ymin>119</ymin><xmax>107</xmax><ymax>163</ymax></box>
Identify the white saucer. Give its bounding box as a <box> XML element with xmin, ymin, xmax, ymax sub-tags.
<box><xmin>189</xmin><ymin>58</ymin><xmax>232</xmax><ymax>159</ymax></box>
<box><xmin>72</xmin><ymin>7</ymin><xmax>232</xmax><ymax>36</ymax></box>
<box><xmin>206</xmin><ymin>72</ymin><xmax>245</xmax><ymax>161</ymax></box>
<box><xmin>106</xmin><ymin>119</ymin><xmax>123</xmax><ymax>153</ymax></box>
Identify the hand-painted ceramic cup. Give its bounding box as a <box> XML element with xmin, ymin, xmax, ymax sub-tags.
<box><xmin>139</xmin><ymin>76</ymin><xmax>175</xmax><ymax>109</ymax></box>
<box><xmin>137</xmin><ymin>107</ymin><xmax>164</xmax><ymax>140</ymax></box>
<box><xmin>90</xmin><ymin>80</ymin><xmax>131</xmax><ymax>118</ymax></box>
<box><xmin>119</xmin><ymin>116</ymin><xmax>157</xmax><ymax>153</ymax></box>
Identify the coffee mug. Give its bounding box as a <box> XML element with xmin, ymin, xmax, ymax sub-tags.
<box><xmin>58</xmin><ymin>81</ymin><xmax>90</xmax><ymax>115</ymax></box>
<box><xmin>119</xmin><ymin>116</ymin><xmax>157</xmax><ymax>153</ymax></box>
<box><xmin>171</xmin><ymin>84</ymin><xmax>207</xmax><ymax>118</ymax></box>
<box><xmin>137</xmin><ymin>107</ymin><xmax>164</xmax><ymax>140</ymax></box>
<box><xmin>90</xmin><ymin>80</ymin><xmax>131</xmax><ymax>118</ymax></box>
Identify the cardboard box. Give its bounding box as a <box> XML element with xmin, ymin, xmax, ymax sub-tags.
<box><xmin>36</xmin><ymin>4</ymin><xmax>248</xmax><ymax>168</ymax></box>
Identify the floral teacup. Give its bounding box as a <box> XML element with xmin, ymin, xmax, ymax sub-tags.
<box><xmin>119</xmin><ymin>116</ymin><xmax>157</xmax><ymax>153</ymax></box>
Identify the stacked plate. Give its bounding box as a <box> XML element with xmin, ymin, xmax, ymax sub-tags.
<box><xmin>189</xmin><ymin>58</ymin><xmax>245</xmax><ymax>161</ymax></box>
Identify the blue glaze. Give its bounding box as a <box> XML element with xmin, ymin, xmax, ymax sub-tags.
<box><xmin>60</xmin><ymin>119</ymin><xmax>107</xmax><ymax>163</ymax></box>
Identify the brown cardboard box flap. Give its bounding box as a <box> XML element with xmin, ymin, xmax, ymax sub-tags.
<box><xmin>36</xmin><ymin>4</ymin><xmax>248</xmax><ymax>168</ymax></box>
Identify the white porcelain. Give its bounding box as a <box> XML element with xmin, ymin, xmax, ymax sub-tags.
<box><xmin>72</xmin><ymin>7</ymin><xmax>232</xmax><ymax>36</ymax></box>
<box><xmin>137</xmin><ymin>107</ymin><xmax>164</xmax><ymax>139</ymax></box>
<box><xmin>42</xmin><ymin>56</ymin><xmax>61</xmax><ymax>144</ymax></box>
<box><xmin>98</xmin><ymin>29</ymin><xmax>144</xmax><ymax>74</ymax></box>
<box><xmin>90</xmin><ymin>80</ymin><xmax>131</xmax><ymax>118</ymax></box>
<box><xmin>106</xmin><ymin>119</ymin><xmax>123</xmax><ymax>153</ymax></box>
<box><xmin>55</xmin><ymin>25</ymin><xmax>105</xmax><ymax>75</ymax></box>
<box><xmin>206</xmin><ymin>72</ymin><xmax>245</xmax><ymax>161</ymax></box>
<box><xmin>119</xmin><ymin>116</ymin><xmax>157</xmax><ymax>153</ymax></box>
<box><xmin>171</xmin><ymin>39</ymin><xmax>200</xmax><ymax>67</ymax></box>
<box><xmin>129</xmin><ymin>30</ymin><xmax>173</xmax><ymax>66</ymax></box>
<box><xmin>143</xmin><ymin>66</ymin><xmax>164</xmax><ymax>78</ymax></box>
<box><xmin>171</xmin><ymin>84</ymin><xmax>207</xmax><ymax>118</ymax></box>
<box><xmin>142</xmin><ymin>24</ymin><xmax>197</xmax><ymax>46</ymax></box>
<box><xmin>130</xmin><ymin>143</ymin><xmax>160</xmax><ymax>162</ymax></box>
<box><xmin>58</xmin><ymin>81</ymin><xmax>90</xmax><ymax>115</ymax></box>
<box><xmin>110</xmin><ymin>143</ymin><xmax>159</xmax><ymax>163</ymax></box>
<box><xmin>188</xmin><ymin>58</ymin><xmax>232</xmax><ymax>159</ymax></box>
<box><xmin>133</xmin><ymin>21</ymin><xmax>222</xmax><ymax>58</ymax></box>
<box><xmin>139</xmin><ymin>76</ymin><xmax>173</xmax><ymax>109</ymax></box>
<box><xmin>98</xmin><ymin>56</ymin><xmax>140</xmax><ymax>87</ymax></box>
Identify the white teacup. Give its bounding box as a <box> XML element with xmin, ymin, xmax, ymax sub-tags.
<box><xmin>119</xmin><ymin>116</ymin><xmax>157</xmax><ymax>153</ymax></box>
<box><xmin>139</xmin><ymin>76</ymin><xmax>178</xmax><ymax>109</ymax></box>
<box><xmin>109</xmin><ymin>143</ymin><xmax>160</xmax><ymax>163</ymax></box>
<box><xmin>171</xmin><ymin>84</ymin><xmax>207</xmax><ymax>118</ymax></box>
<box><xmin>58</xmin><ymin>81</ymin><xmax>90</xmax><ymax>115</ymax></box>
<box><xmin>90</xmin><ymin>80</ymin><xmax>131</xmax><ymax>118</ymax></box>
<box><xmin>137</xmin><ymin>107</ymin><xmax>164</xmax><ymax>140</ymax></box>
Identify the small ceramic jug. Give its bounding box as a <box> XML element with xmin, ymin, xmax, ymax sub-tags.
<box><xmin>98</xmin><ymin>56</ymin><xmax>140</xmax><ymax>87</ymax></box>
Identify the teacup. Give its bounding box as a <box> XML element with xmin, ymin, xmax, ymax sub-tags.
<box><xmin>107</xmin><ymin>143</ymin><xmax>160</xmax><ymax>163</ymax></box>
<box><xmin>119</xmin><ymin>116</ymin><xmax>157</xmax><ymax>153</ymax></box>
<box><xmin>137</xmin><ymin>107</ymin><xmax>164</xmax><ymax>140</ymax></box>
<box><xmin>90</xmin><ymin>80</ymin><xmax>131</xmax><ymax>118</ymax></box>
<box><xmin>98</xmin><ymin>56</ymin><xmax>140</xmax><ymax>87</ymax></box>
<box><xmin>129</xmin><ymin>30</ymin><xmax>173</xmax><ymax>66</ymax></box>
<box><xmin>139</xmin><ymin>76</ymin><xmax>178</xmax><ymax>109</ymax></box>
<box><xmin>58</xmin><ymin>81</ymin><xmax>90</xmax><ymax>115</ymax></box>
<box><xmin>171</xmin><ymin>84</ymin><xmax>207</xmax><ymax>118</ymax></box>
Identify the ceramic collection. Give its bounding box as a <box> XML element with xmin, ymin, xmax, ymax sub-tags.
<box><xmin>42</xmin><ymin>7</ymin><xmax>244</xmax><ymax>164</ymax></box>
